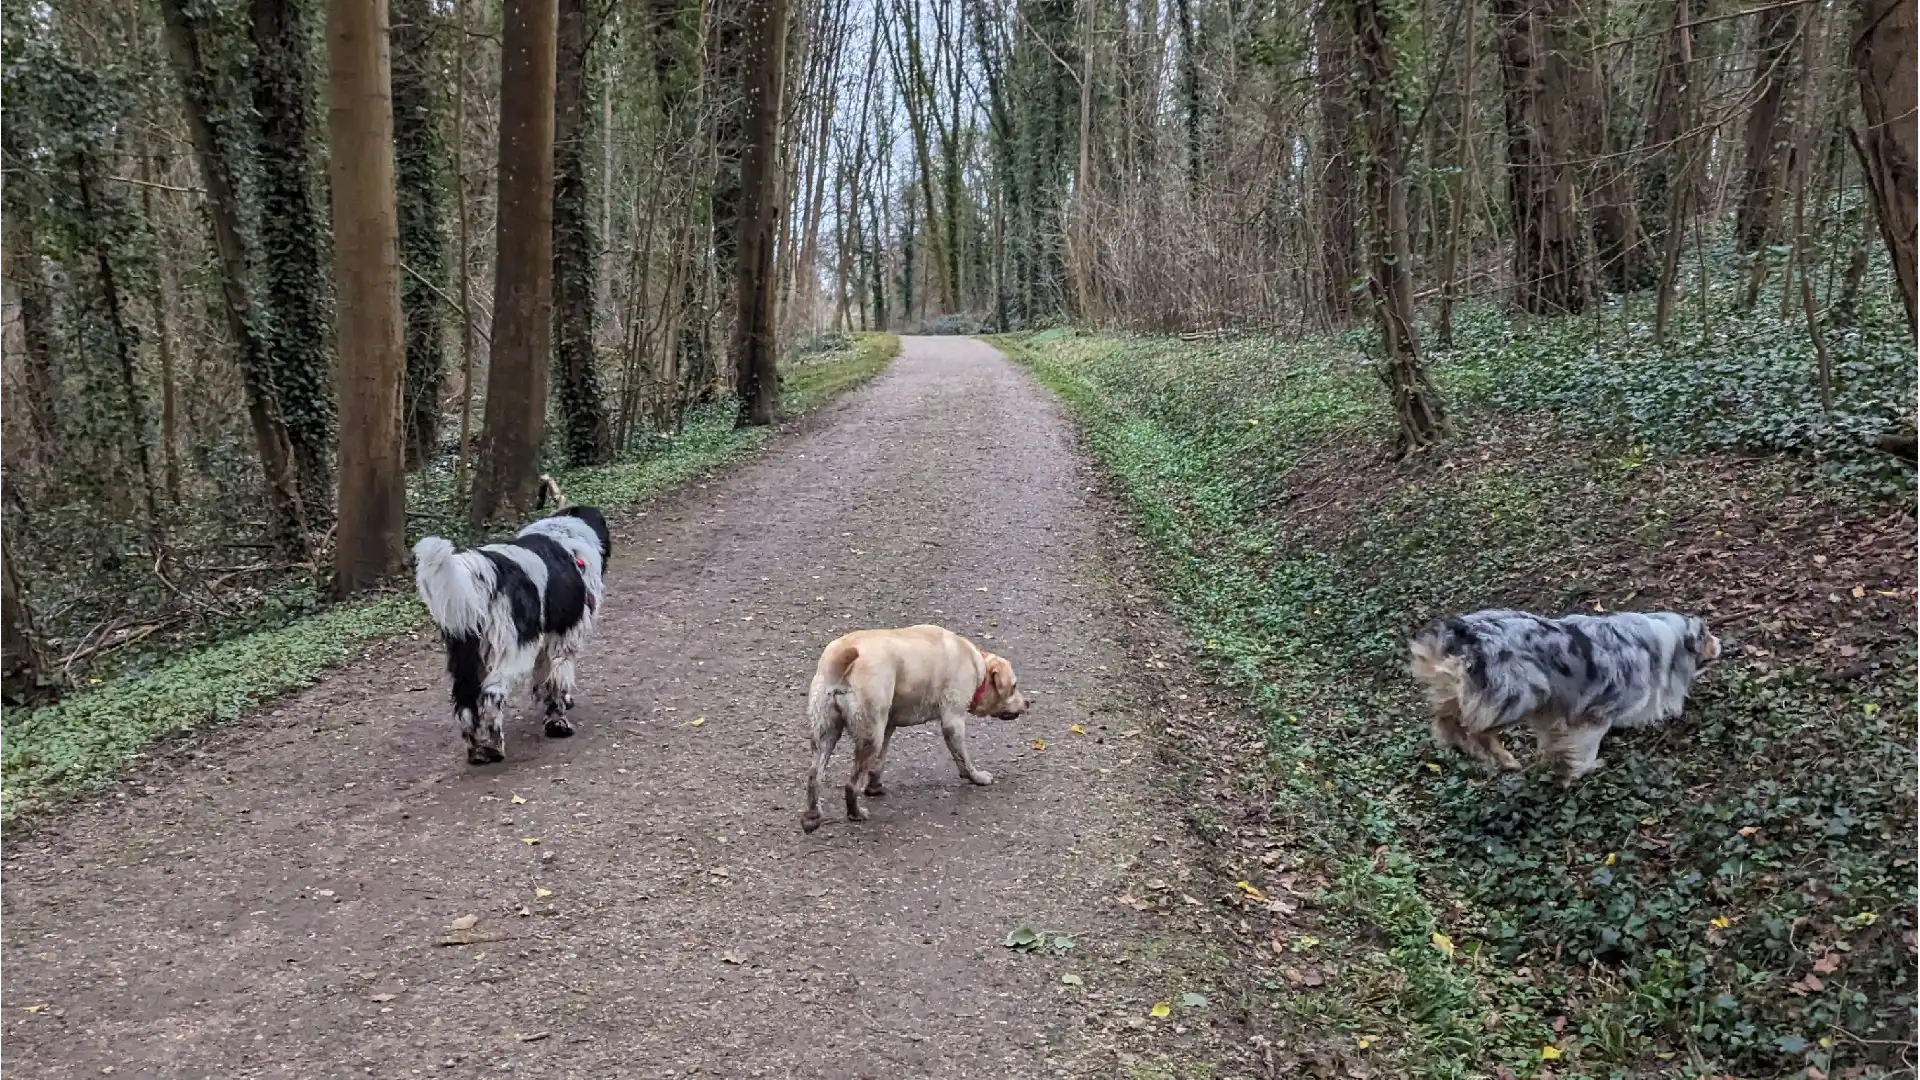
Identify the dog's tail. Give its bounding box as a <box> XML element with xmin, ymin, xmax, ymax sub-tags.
<box><xmin>413</xmin><ymin>536</ymin><xmax>494</xmax><ymax>635</ymax></box>
<box><xmin>536</xmin><ymin>473</ymin><xmax>569</xmax><ymax>511</ymax></box>
<box><xmin>801</xmin><ymin>643</ymin><xmax>861</xmax><ymax>834</ymax></box>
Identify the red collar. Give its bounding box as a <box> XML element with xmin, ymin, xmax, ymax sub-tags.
<box><xmin>969</xmin><ymin>673</ymin><xmax>991</xmax><ymax>714</ymax></box>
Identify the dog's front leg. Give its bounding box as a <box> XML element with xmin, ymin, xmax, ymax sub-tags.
<box><xmin>939</xmin><ymin>712</ymin><xmax>994</xmax><ymax>786</ymax></box>
<box><xmin>534</xmin><ymin>642</ymin><xmax>579</xmax><ymax>738</ymax></box>
<box><xmin>469</xmin><ymin>682</ymin><xmax>509</xmax><ymax>764</ymax></box>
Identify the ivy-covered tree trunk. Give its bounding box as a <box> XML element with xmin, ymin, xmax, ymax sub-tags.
<box><xmin>731</xmin><ymin>0</ymin><xmax>790</xmax><ymax>427</ymax></box>
<box><xmin>1850</xmin><ymin>0</ymin><xmax>1916</xmax><ymax>335</ymax></box>
<box><xmin>1352</xmin><ymin>0</ymin><xmax>1448</xmax><ymax>454</ymax></box>
<box><xmin>157</xmin><ymin>0</ymin><xmax>311</xmax><ymax>559</ymax></box>
<box><xmin>1314</xmin><ymin>0</ymin><xmax>1360</xmax><ymax>322</ymax></box>
<box><xmin>1494</xmin><ymin>0</ymin><xmax>1590</xmax><ymax>315</ymax></box>
<box><xmin>252</xmin><ymin>0</ymin><xmax>337</xmax><ymax>524</ymax></box>
<box><xmin>470</xmin><ymin>0</ymin><xmax>559</xmax><ymax>526</ymax></box>
<box><xmin>1</xmin><ymin>514</ymin><xmax>59</xmax><ymax>706</ymax></box>
<box><xmin>553</xmin><ymin>0</ymin><xmax>613</xmax><ymax>464</ymax></box>
<box><xmin>392</xmin><ymin>0</ymin><xmax>451</xmax><ymax>470</ymax></box>
<box><xmin>1734</xmin><ymin>2</ymin><xmax>1802</xmax><ymax>254</ymax></box>
<box><xmin>2</xmin><ymin>187</ymin><xmax>60</xmax><ymax>451</ymax></box>
<box><xmin>327</xmin><ymin>0</ymin><xmax>409</xmax><ymax>596</ymax></box>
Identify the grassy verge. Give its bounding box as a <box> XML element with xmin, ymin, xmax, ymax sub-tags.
<box><xmin>0</xmin><ymin>333</ymin><xmax>898</xmax><ymax>825</ymax></box>
<box><xmin>998</xmin><ymin>294</ymin><xmax>1914</xmax><ymax>1078</ymax></box>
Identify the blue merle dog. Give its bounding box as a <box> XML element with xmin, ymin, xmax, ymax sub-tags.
<box><xmin>1408</xmin><ymin>609</ymin><xmax>1722</xmax><ymax>781</ymax></box>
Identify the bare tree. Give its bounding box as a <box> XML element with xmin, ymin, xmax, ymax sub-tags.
<box><xmin>470</xmin><ymin>0</ymin><xmax>560</xmax><ymax>526</ymax></box>
<box><xmin>328</xmin><ymin>0</ymin><xmax>411</xmax><ymax>596</ymax></box>
<box><xmin>1850</xmin><ymin>0</ymin><xmax>1916</xmax><ymax>334</ymax></box>
<box><xmin>732</xmin><ymin>0</ymin><xmax>792</xmax><ymax>427</ymax></box>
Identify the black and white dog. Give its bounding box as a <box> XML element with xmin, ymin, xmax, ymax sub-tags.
<box><xmin>413</xmin><ymin>476</ymin><xmax>612</xmax><ymax>764</ymax></box>
<box><xmin>1408</xmin><ymin>609</ymin><xmax>1721</xmax><ymax>781</ymax></box>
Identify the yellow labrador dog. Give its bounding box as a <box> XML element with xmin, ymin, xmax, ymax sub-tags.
<box><xmin>801</xmin><ymin>624</ymin><xmax>1030</xmax><ymax>833</ymax></box>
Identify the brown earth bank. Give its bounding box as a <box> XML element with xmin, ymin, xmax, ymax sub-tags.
<box><xmin>1</xmin><ymin>338</ymin><xmax>1274</xmax><ymax>1080</ymax></box>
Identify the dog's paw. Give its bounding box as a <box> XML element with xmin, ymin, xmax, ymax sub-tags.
<box><xmin>863</xmin><ymin>778</ymin><xmax>886</xmax><ymax>797</ymax></box>
<box><xmin>467</xmin><ymin>744</ymin><xmax>505</xmax><ymax>765</ymax></box>
<box><xmin>800</xmin><ymin>810</ymin><xmax>824</xmax><ymax>834</ymax></box>
<box><xmin>967</xmin><ymin>769</ymin><xmax>995</xmax><ymax>786</ymax></box>
<box><xmin>544</xmin><ymin>716</ymin><xmax>575</xmax><ymax>739</ymax></box>
<box><xmin>843</xmin><ymin>788</ymin><xmax>870</xmax><ymax>821</ymax></box>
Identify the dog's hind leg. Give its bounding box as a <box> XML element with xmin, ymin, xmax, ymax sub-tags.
<box><xmin>844</xmin><ymin>723</ymin><xmax>882</xmax><ymax>824</ymax></box>
<box><xmin>802</xmin><ymin>690</ymin><xmax>845</xmax><ymax>833</ymax></box>
<box><xmin>1555</xmin><ymin>721</ymin><xmax>1610</xmax><ymax>783</ymax></box>
<box><xmin>471</xmin><ymin>646</ymin><xmax>539</xmax><ymax>764</ymax></box>
<box><xmin>939</xmin><ymin>711</ymin><xmax>994</xmax><ymax>786</ymax></box>
<box><xmin>864</xmin><ymin>724</ymin><xmax>896</xmax><ymax>797</ymax></box>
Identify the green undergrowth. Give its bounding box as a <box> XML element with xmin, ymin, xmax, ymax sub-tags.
<box><xmin>999</xmin><ymin>293</ymin><xmax>1914</xmax><ymax>1078</ymax></box>
<box><xmin>1</xmin><ymin>334</ymin><xmax>899</xmax><ymax>825</ymax></box>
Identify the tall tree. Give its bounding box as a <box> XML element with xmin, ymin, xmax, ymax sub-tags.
<box><xmin>1734</xmin><ymin>2</ymin><xmax>1804</xmax><ymax>254</ymax></box>
<box><xmin>392</xmin><ymin>0</ymin><xmax>451</xmax><ymax>469</ymax></box>
<box><xmin>1850</xmin><ymin>0</ymin><xmax>1916</xmax><ymax>334</ymax></box>
<box><xmin>252</xmin><ymin>0</ymin><xmax>338</xmax><ymax>521</ymax></box>
<box><xmin>1494</xmin><ymin>0</ymin><xmax>1589</xmax><ymax>315</ymax></box>
<box><xmin>470</xmin><ymin>0</ymin><xmax>559</xmax><ymax>526</ymax></box>
<box><xmin>1</xmin><ymin>513</ymin><xmax>58</xmax><ymax>706</ymax></box>
<box><xmin>156</xmin><ymin>0</ymin><xmax>313</xmax><ymax>558</ymax></box>
<box><xmin>1352</xmin><ymin>0</ymin><xmax>1447</xmax><ymax>453</ymax></box>
<box><xmin>732</xmin><ymin>0</ymin><xmax>791</xmax><ymax>427</ymax></box>
<box><xmin>1314</xmin><ymin>0</ymin><xmax>1359</xmax><ymax>322</ymax></box>
<box><xmin>554</xmin><ymin>0</ymin><xmax>615</xmax><ymax>464</ymax></box>
<box><xmin>328</xmin><ymin>0</ymin><xmax>410</xmax><ymax>595</ymax></box>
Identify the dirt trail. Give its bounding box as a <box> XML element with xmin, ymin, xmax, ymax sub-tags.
<box><xmin>2</xmin><ymin>338</ymin><xmax>1236</xmax><ymax>1079</ymax></box>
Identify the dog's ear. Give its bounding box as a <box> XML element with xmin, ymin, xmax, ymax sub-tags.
<box><xmin>986</xmin><ymin>655</ymin><xmax>1014</xmax><ymax>697</ymax></box>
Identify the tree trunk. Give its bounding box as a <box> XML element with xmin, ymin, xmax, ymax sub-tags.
<box><xmin>732</xmin><ymin>0</ymin><xmax>791</xmax><ymax>427</ymax></box>
<box><xmin>1735</xmin><ymin>3</ymin><xmax>1803</xmax><ymax>253</ymax></box>
<box><xmin>1568</xmin><ymin>5</ymin><xmax>1651</xmax><ymax>293</ymax></box>
<box><xmin>1</xmin><ymin>517</ymin><xmax>59</xmax><ymax>707</ymax></box>
<box><xmin>393</xmin><ymin>0</ymin><xmax>451</xmax><ymax>470</ymax></box>
<box><xmin>554</xmin><ymin>0</ymin><xmax>614</xmax><ymax>465</ymax></box>
<box><xmin>469</xmin><ymin>0</ymin><xmax>560</xmax><ymax>527</ymax></box>
<box><xmin>252</xmin><ymin>0</ymin><xmax>338</xmax><ymax>523</ymax></box>
<box><xmin>328</xmin><ymin>0</ymin><xmax>410</xmax><ymax>596</ymax></box>
<box><xmin>1494</xmin><ymin>0</ymin><xmax>1589</xmax><ymax>315</ymax></box>
<box><xmin>2</xmin><ymin>196</ymin><xmax>60</xmax><ymax>451</ymax></box>
<box><xmin>1353</xmin><ymin>0</ymin><xmax>1448</xmax><ymax>454</ymax></box>
<box><xmin>1437</xmin><ymin>0</ymin><xmax>1476</xmax><ymax>344</ymax></box>
<box><xmin>1850</xmin><ymin>0</ymin><xmax>1917</xmax><ymax>334</ymax></box>
<box><xmin>156</xmin><ymin>0</ymin><xmax>312</xmax><ymax>559</ymax></box>
<box><xmin>1314</xmin><ymin>1</ymin><xmax>1360</xmax><ymax>322</ymax></box>
<box><xmin>1641</xmin><ymin>0</ymin><xmax>1702</xmax><ymax>256</ymax></box>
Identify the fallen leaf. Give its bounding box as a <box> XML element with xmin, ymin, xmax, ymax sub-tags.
<box><xmin>369</xmin><ymin>993</ymin><xmax>397</xmax><ymax>1003</ymax></box>
<box><xmin>1789</xmin><ymin>974</ymin><xmax>1824</xmax><ymax>995</ymax></box>
<box><xmin>1431</xmin><ymin>932</ymin><xmax>1456</xmax><ymax>958</ymax></box>
<box><xmin>520</xmin><ymin>837</ymin><xmax>541</xmax><ymax>846</ymax></box>
<box><xmin>1302</xmin><ymin>967</ymin><xmax>1324</xmax><ymax>987</ymax></box>
<box><xmin>1004</xmin><ymin>927</ymin><xmax>1041</xmax><ymax>950</ymax></box>
<box><xmin>1061</xmin><ymin>973</ymin><xmax>1084</xmax><ymax>987</ymax></box>
<box><xmin>450</xmin><ymin>914</ymin><xmax>479</xmax><ymax>931</ymax></box>
<box><xmin>1812</xmin><ymin>952</ymin><xmax>1840</xmax><ymax>974</ymax></box>
<box><xmin>1068</xmin><ymin>724</ymin><xmax>1085</xmax><ymax>736</ymax></box>
<box><xmin>1355</xmin><ymin>1035</ymin><xmax>1376</xmax><ymax>1049</ymax></box>
<box><xmin>535</xmin><ymin>887</ymin><xmax>552</xmax><ymax>899</ymax></box>
<box><xmin>1179</xmin><ymin>992</ymin><xmax>1208</xmax><ymax>1008</ymax></box>
<box><xmin>1851</xmin><ymin>585</ymin><xmax>1866</xmax><ymax>599</ymax></box>
<box><xmin>1540</xmin><ymin>1046</ymin><xmax>1563</xmax><ymax>1061</ymax></box>
<box><xmin>1425</xmin><ymin>762</ymin><xmax>1441</xmax><ymax>773</ymax></box>
<box><xmin>517</xmin><ymin>1031</ymin><xmax>549</xmax><ymax>1043</ymax></box>
<box><xmin>1737</xmin><ymin>826</ymin><xmax>1759</xmax><ymax>838</ymax></box>
<box><xmin>1052</xmin><ymin>935</ymin><xmax>1076</xmax><ymax>951</ymax></box>
<box><xmin>1235</xmin><ymin>880</ymin><xmax>1266</xmax><ymax>901</ymax></box>
<box><xmin>21</xmin><ymin>1004</ymin><xmax>48</xmax><ymax>1013</ymax></box>
<box><xmin>1709</xmin><ymin>915</ymin><xmax>1732</xmax><ymax>930</ymax></box>
<box><xmin>1030</xmin><ymin>739</ymin><xmax>1047</xmax><ymax>751</ymax></box>
<box><xmin>510</xmin><ymin>793</ymin><xmax>526</xmax><ymax>805</ymax></box>
<box><xmin>691</xmin><ymin>716</ymin><xmax>706</xmax><ymax>727</ymax></box>
<box><xmin>1603</xmin><ymin>852</ymin><xmax>1617</xmax><ymax>866</ymax></box>
<box><xmin>1149</xmin><ymin>1001</ymin><xmax>1171</xmax><ymax>1019</ymax></box>
<box><xmin>720</xmin><ymin>951</ymin><xmax>745</xmax><ymax>965</ymax></box>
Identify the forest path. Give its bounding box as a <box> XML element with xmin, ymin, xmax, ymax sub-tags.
<box><xmin>2</xmin><ymin>337</ymin><xmax>1234</xmax><ymax>1079</ymax></box>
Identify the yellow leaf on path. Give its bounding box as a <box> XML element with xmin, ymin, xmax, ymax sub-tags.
<box><xmin>1851</xmin><ymin>585</ymin><xmax>1866</xmax><ymax>598</ymax></box>
<box><xmin>1031</xmin><ymin>740</ymin><xmax>1047</xmax><ymax>751</ymax></box>
<box><xmin>450</xmin><ymin>915</ymin><xmax>479</xmax><ymax>931</ymax></box>
<box><xmin>1069</xmin><ymin>724</ymin><xmax>1086</xmax><ymax>736</ymax></box>
<box><xmin>1235</xmin><ymin>881</ymin><xmax>1266</xmax><ymax>901</ymax></box>
<box><xmin>1149</xmin><ymin>1001</ymin><xmax>1171</xmax><ymax>1019</ymax></box>
<box><xmin>535</xmin><ymin>887</ymin><xmax>552</xmax><ymax>899</ymax></box>
<box><xmin>1425</xmin><ymin>762</ymin><xmax>1441</xmax><ymax>773</ymax></box>
<box><xmin>1355</xmin><ymin>1035</ymin><xmax>1377</xmax><ymax>1049</ymax></box>
<box><xmin>1709</xmin><ymin>915</ymin><xmax>1731</xmax><ymax>930</ymax></box>
<box><xmin>21</xmin><ymin>1004</ymin><xmax>48</xmax><ymax>1013</ymax></box>
<box><xmin>1540</xmin><ymin>1046</ymin><xmax>1563</xmax><ymax>1060</ymax></box>
<box><xmin>521</xmin><ymin>837</ymin><xmax>541</xmax><ymax>846</ymax></box>
<box><xmin>1430</xmin><ymin>932</ymin><xmax>1456</xmax><ymax>958</ymax></box>
<box><xmin>1603</xmin><ymin>852</ymin><xmax>1617</xmax><ymax>866</ymax></box>
<box><xmin>691</xmin><ymin>717</ymin><xmax>706</xmax><ymax>727</ymax></box>
<box><xmin>510</xmin><ymin>793</ymin><xmax>527</xmax><ymax>805</ymax></box>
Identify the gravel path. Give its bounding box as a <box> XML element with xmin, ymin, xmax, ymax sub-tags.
<box><xmin>2</xmin><ymin>338</ymin><xmax>1234</xmax><ymax>1079</ymax></box>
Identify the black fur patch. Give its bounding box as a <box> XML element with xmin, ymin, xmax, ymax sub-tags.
<box><xmin>445</xmin><ymin>630</ymin><xmax>485</xmax><ymax>714</ymax></box>
<box><xmin>480</xmin><ymin>549</ymin><xmax>547</xmax><ymax>646</ymax></box>
<box><xmin>1565</xmin><ymin>624</ymin><xmax>1597</xmax><ymax>679</ymax></box>
<box><xmin>511</xmin><ymin>533</ymin><xmax>589</xmax><ymax>637</ymax></box>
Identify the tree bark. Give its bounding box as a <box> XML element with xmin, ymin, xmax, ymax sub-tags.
<box><xmin>732</xmin><ymin>0</ymin><xmax>791</xmax><ymax>427</ymax></box>
<box><xmin>328</xmin><ymin>0</ymin><xmax>411</xmax><ymax>596</ymax></box>
<box><xmin>156</xmin><ymin>0</ymin><xmax>312</xmax><ymax>559</ymax></box>
<box><xmin>1</xmin><ymin>515</ymin><xmax>59</xmax><ymax>707</ymax></box>
<box><xmin>1735</xmin><ymin>2</ymin><xmax>1803</xmax><ymax>253</ymax></box>
<box><xmin>470</xmin><ymin>0</ymin><xmax>560</xmax><ymax>527</ymax></box>
<box><xmin>1353</xmin><ymin>0</ymin><xmax>1448</xmax><ymax>454</ymax></box>
<box><xmin>392</xmin><ymin>0</ymin><xmax>451</xmax><ymax>469</ymax></box>
<box><xmin>554</xmin><ymin>0</ymin><xmax>614</xmax><ymax>464</ymax></box>
<box><xmin>1850</xmin><ymin>0</ymin><xmax>1917</xmax><ymax>334</ymax></box>
<box><xmin>1494</xmin><ymin>0</ymin><xmax>1589</xmax><ymax>315</ymax></box>
<box><xmin>252</xmin><ymin>0</ymin><xmax>338</xmax><ymax>522</ymax></box>
<box><xmin>1568</xmin><ymin>5</ymin><xmax>1651</xmax><ymax>293</ymax></box>
<box><xmin>1315</xmin><ymin>0</ymin><xmax>1360</xmax><ymax>322</ymax></box>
